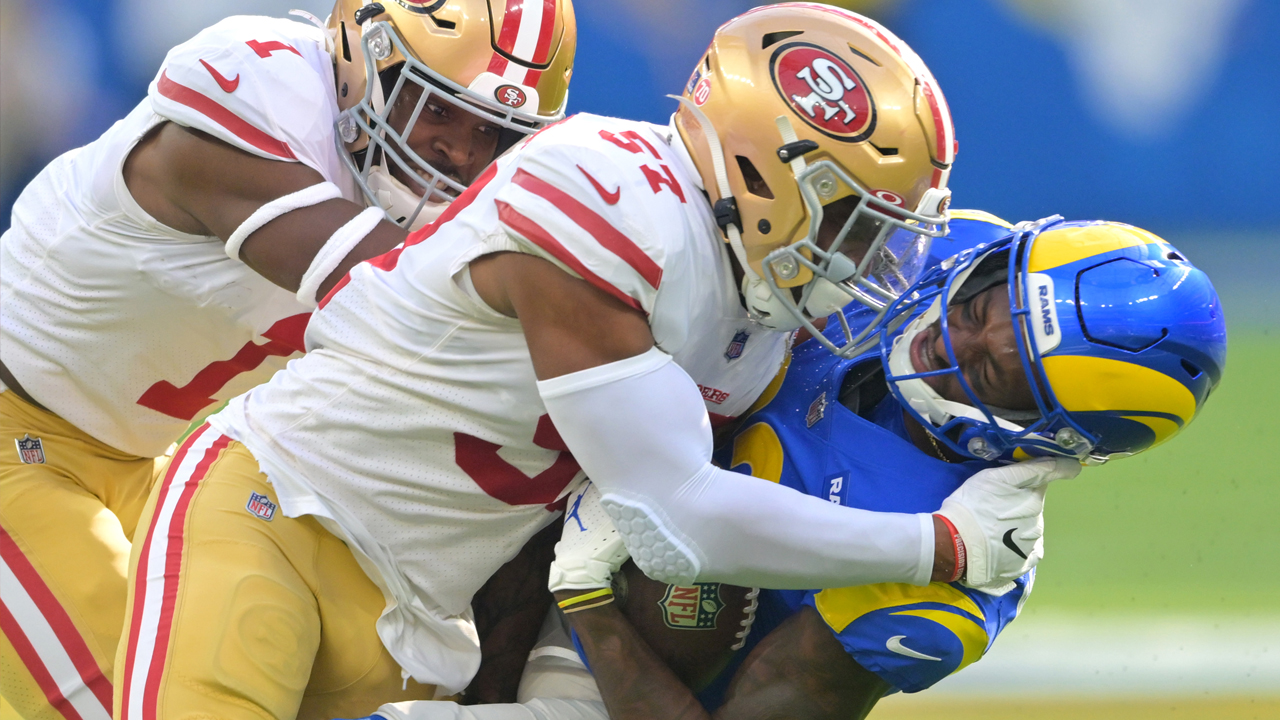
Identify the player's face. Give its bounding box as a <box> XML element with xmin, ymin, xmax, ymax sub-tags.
<box><xmin>909</xmin><ymin>284</ymin><xmax>1035</xmax><ymax>411</ymax></box>
<box><xmin>384</xmin><ymin>82</ymin><xmax>503</xmax><ymax>194</ymax></box>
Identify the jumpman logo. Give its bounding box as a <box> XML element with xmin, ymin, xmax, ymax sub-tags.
<box><xmin>565</xmin><ymin>484</ymin><xmax>589</xmax><ymax>532</ymax></box>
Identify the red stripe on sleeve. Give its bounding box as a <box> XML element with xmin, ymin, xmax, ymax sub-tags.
<box><xmin>318</xmin><ymin>162</ymin><xmax>501</xmax><ymax>310</ymax></box>
<box><xmin>0</xmin><ymin>527</ymin><xmax>112</xmax><ymax>711</ymax></box>
<box><xmin>511</xmin><ymin>168</ymin><xmax>663</xmax><ymax>289</ymax></box>
<box><xmin>0</xmin><ymin>602</ymin><xmax>86</xmax><ymax>720</ymax></box>
<box><xmin>141</xmin><ymin>433</ymin><xmax>231</xmax><ymax>719</ymax></box>
<box><xmin>496</xmin><ymin>200</ymin><xmax>644</xmax><ymax>313</ymax></box>
<box><xmin>156</xmin><ymin>71</ymin><xmax>297</xmax><ymax>160</ymax></box>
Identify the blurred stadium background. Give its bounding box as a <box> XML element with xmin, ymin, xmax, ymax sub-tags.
<box><xmin>2</xmin><ymin>0</ymin><xmax>1276</xmax><ymax>717</ymax></box>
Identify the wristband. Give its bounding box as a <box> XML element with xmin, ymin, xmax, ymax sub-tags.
<box><xmin>933</xmin><ymin>513</ymin><xmax>967</xmax><ymax>584</ymax></box>
<box><xmin>557</xmin><ymin>587</ymin><xmax>614</xmax><ymax>614</ymax></box>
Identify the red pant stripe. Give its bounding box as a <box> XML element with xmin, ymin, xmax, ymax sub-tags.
<box><xmin>120</xmin><ymin>424</ymin><xmax>228</xmax><ymax>719</ymax></box>
<box><xmin>0</xmin><ymin>597</ymin><xmax>88</xmax><ymax>720</ymax></box>
<box><xmin>0</xmin><ymin>524</ymin><xmax>111</xmax><ymax>717</ymax></box>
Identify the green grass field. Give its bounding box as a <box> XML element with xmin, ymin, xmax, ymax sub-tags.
<box><xmin>1025</xmin><ymin>329</ymin><xmax>1280</xmax><ymax>617</ymax></box>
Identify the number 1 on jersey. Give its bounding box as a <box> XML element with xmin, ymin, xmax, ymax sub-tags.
<box><xmin>136</xmin><ymin>313</ymin><xmax>308</xmax><ymax>420</ymax></box>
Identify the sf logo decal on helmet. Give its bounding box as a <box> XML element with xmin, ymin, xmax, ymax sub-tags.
<box><xmin>496</xmin><ymin>84</ymin><xmax>528</xmax><ymax>108</ymax></box>
<box><xmin>771</xmin><ymin>43</ymin><xmax>875</xmax><ymax>142</ymax></box>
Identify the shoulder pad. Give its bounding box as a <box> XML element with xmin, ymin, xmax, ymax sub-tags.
<box><xmin>148</xmin><ymin>16</ymin><xmax>338</xmax><ymax>171</ymax></box>
<box><xmin>494</xmin><ymin>117</ymin><xmax>701</xmax><ymax>315</ymax></box>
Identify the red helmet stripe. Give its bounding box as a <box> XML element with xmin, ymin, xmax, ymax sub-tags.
<box><xmin>491</xmin><ymin>0</ymin><xmax>558</xmax><ymax>89</ymax></box>
<box><xmin>839</xmin><ymin>15</ymin><xmax>954</xmax><ymax>168</ymax></box>
<box><xmin>487</xmin><ymin>52</ymin><xmax>510</xmax><ymax>75</ymax></box>
<box><xmin>495</xmin><ymin>0</ymin><xmax>524</xmax><ymax>55</ymax></box>
<box><xmin>531</xmin><ymin>0</ymin><xmax>558</xmax><ymax>64</ymax></box>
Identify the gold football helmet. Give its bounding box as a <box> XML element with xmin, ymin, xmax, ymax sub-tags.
<box><xmin>674</xmin><ymin>3</ymin><xmax>954</xmax><ymax>355</ymax></box>
<box><xmin>329</xmin><ymin>0</ymin><xmax>576</xmax><ymax>228</ymax></box>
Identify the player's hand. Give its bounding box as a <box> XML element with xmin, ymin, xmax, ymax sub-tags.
<box><xmin>937</xmin><ymin>457</ymin><xmax>1080</xmax><ymax>595</ymax></box>
<box><xmin>549</xmin><ymin>480</ymin><xmax>631</xmax><ymax>593</ymax></box>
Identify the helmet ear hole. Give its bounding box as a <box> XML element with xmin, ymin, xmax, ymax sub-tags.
<box><xmin>339</xmin><ymin>21</ymin><xmax>352</xmax><ymax>62</ymax></box>
<box><xmin>762</xmin><ymin>30</ymin><xmax>804</xmax><ymax>49</ymax></box>
<box><xmin>736</xmin><ymin>156</ymin><xmax>774</xmax><ymax>199</ymax></box>
<box><xmin>1181</xmin><ymin>359</ymin><xmax>1204</xmax><ymax>380</ymax></box>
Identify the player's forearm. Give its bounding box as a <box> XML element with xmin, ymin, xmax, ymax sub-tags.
<box><xmin>661</xmin><ymin>466</ymin><xmax>934</xmax><ymax>588</ymax></box>
<box><xmin>539</xmin><ymin>349</ymin><xmax>934</xmax><ymax>589</ymax></box>
<box><xmin>467</xmin><ymin>523</ymin><xmax>559</xmax><ymax>702</ymax></box>
<box><xmin>554</xmin><ymin>596</ymin><xmax>709</xmax><ymax>720</ymax></box>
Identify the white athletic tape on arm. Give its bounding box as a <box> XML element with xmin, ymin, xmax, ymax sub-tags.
<box><xmin>537</xmin><ymin>347</ymin><xmax>933</xmax><ymax>589</ymax></box>
<box><xmin>295</xmin><ymin>206</ymin><xmax>385</xmax><ymax>307</ymax></box>
<box><xmin>224</xmin><ymin>181</ymin><xmax>344</xmax><ymax>261</ymax></box>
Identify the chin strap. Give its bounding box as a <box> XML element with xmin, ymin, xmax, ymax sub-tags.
<box><xmin>668</xmin><ymin>95</ymin><xmax>807</xmax><ymax>330</ymax></box>
<box><xmin>667</xmin><ymin>97</ymin><xmax>753</xmax><ymax>276</ymax></box>
<box><xmin>289</xmin><ymin>9</ymin><xmax>331</xmax><ymax>53</ymax></box>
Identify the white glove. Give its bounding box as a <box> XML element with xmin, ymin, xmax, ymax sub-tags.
<box><xmin>548</xmin><ymin>481</ymin><xmax>631</xmax><ymax>593</ymax></box>
<box><xmin>937</xmin><ymin>457</ymin><xmax>1081</xmax><ymax>596</ymax></box>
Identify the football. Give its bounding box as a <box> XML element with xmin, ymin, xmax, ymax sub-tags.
<box><xmin>614</xmin><ymin>560</ymin><xmax>757</xmax><ymax>691</ymax></box>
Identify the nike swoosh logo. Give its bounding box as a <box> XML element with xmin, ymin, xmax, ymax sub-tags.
<box><xmin>886</xmin><ymin>635</ymin><xmax>941</xmax><ymax>661</ymax></box>
<box><xmin>1003</xmin><ymin>528</ymin><xmax>1028</xmax><ymax>559</ymax></box>
<box><xmin>200</xmin><ymin>59</ymin><xmax>240</xmax><ymax>93</ymax></box>
<box><xmin>577</xmin><ymin>165</ymin><xmax>621</xmax><ymax>205</ymax></box>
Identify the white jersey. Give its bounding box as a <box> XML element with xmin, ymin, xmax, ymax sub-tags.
<box><xmin>209</xmin><ymin>114</ymin><xmax>789</xmax><ymax>691</ymax></box>
<box><xmin>0</xmin><ymin>16</ymin><xmax>358</xmax><ymax>457</ymax></box>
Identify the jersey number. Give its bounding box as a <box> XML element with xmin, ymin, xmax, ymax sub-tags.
<box><xmin>136</xmin><ymin>314</ymin><xmax>309</xmax><ymax>420</ymax></box>
<box><xmin>598</xmin><ymin>130</ymin><xmax>687</xmax><ymax>203</ymax></box>
<box><xmin>246</xmin><ymin>40</ymin><xmax>302</xmax><ymax>59</ymax></box>
<box><xmin>455</xmin><ymin>415</ymin><xmax>581</xmax><ymax>507</ymax></box>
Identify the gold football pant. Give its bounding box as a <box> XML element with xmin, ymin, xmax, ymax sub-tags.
<box><xmin>115</xmin><ymin>424</ymin><xmax>435</xmax><ymax>720</ymax></box>
<box><xmin>0</xmin><ymin>389</ymin><xmax>158</xmax><ymax>720</ymax></box>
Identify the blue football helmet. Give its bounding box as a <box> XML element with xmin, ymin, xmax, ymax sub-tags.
<box><xmin>877</xmin><ymin>217</ymin><xmax>1227</xmax><ymax>464</ymax></box>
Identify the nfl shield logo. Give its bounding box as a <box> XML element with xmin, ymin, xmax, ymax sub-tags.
<box><xmin>724</xmin><ymin>330</ymin><xmax>750</xmax><ymax>361</ymax></box>
<box><xmin>658</xmin><ymin>583</ymin><xmax>726</xmax><ymax>630</ymax></box>
<box><xmin>15</xmin><ymin>435</ymin><xmax>45</xmax><ymax>464</ymax></box>
<box><xmin>245</xmin><ymin>492</ymin><xmax>277</xmax><ymax>521</ymax></box>
<box><xmin>806</xmin><ymin>393</ymin><xmax>827</xmax><ymax>428</ymax></box>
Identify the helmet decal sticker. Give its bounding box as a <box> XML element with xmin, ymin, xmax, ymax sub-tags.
<box><xmin>692</xmin><ymin>76</ymin><xmax>713</xmax><ymax>106</ymax></box>
<box><xmin>686</xmin><ymin>66</ymin><xmax>703</xmax><ymax>95</ymax></box>
<box><xmin>391</xmin><ymin>0</ymin><xmax>448</xmax><ymax>15</ymax></box>
<box><xmin>1025</xmin><ymin>272</ymin><xmax>1062</xmax><ymax>354</ymax></box>
<box><xmin>495</xmin><ymin>84</ymin><xmax>528</xmax><ymax>107</ymax></box>
<box><xmin>872</xmin><ymin>189</ymin><xmax>905</xmax><ymax>206</ymax></box>
<box><xmin>770</xmin><ymin>42</ymin><xmax>876</xmax><ymax>142</ymax></box>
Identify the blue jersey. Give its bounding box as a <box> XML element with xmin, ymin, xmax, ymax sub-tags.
<box><xmin>701</xmin><ymin>212</ymin><xmax>1030</xmax><ymax>700</ymax></box>
<box><xmin>563</xmin><ymin>214</ymin><xmax>1026</xmax><ymax>701</ymax></box>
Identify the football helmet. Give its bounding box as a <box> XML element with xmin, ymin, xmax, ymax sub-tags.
<box><xmin>673</xmin><ymin>3</ymin><xmax>954</xmax><ymax>354</ymax></box>
<box><xmin>879</xmin><ymin>218</ymin><xmax>1228</xmax><ymax>464</ymax></box>
<box><xmin>329</xmin><ymin>0</ymin><xmax>576</xmax><ymax>228</ymax></box>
